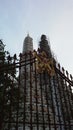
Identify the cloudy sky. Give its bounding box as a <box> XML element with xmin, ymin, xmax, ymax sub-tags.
<box><xmin>0</xmin><ymin>0</ymin><xmax>73</xmax><ymax>76</ymax></box>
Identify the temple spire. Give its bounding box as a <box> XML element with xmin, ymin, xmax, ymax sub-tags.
<box><xmin>22</xmin><ymin>34</ymin><xmax>33</xmax><ymax>53</ymax></box>
<box><xmin>39</xmin><ymin>34</ymin><xmax>52</xmax><ymax>58</ymax></box>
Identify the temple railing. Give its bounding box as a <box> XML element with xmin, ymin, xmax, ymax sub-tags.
<box><xmin>0</xmin><ymin>51</ymin><xmax>73</xmax><ymax>130</ymax></box>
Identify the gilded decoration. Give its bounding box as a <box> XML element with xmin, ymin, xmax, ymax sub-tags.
<box><xmin>33</xmin><ymin>50</ymin><xmax>55</xmax><ymax>76</ymax></box>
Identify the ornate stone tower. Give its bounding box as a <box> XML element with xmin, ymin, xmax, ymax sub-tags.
<box><xmin>23</xmin><ymin>34</ymin><xmax>33</xmax><ymax>53</ymax></box>
<box><xmin>20</xmin><ymin>34</ymin><xmax>33</xmax><ymax>77</ymax></box>
<box><xmin>19</xmin><ymin>34</ymin><xmax>59</xmax><ymax>129</ymax></box>
<box><xmin>18</xmin><ymin>34</ymin><xmax>73</xmax><ymax>130</ymax></box>
<box><xmin>39</xmin><ymin>34</ymin><xmax>52</xmax><ymax>58</ymax></box>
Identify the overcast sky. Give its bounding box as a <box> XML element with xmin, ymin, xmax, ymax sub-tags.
<box><xmin>0</xmin><ymin>0</ymin><xmax>73</xmax><ymax>76</ymax></box>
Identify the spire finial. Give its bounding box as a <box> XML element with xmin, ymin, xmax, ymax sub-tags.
<box><xmin>27</xmin><ymin>31</ymin><xmax>29</xmax><ymax>37</ymax></box>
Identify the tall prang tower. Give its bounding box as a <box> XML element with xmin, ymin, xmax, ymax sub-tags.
<box><xmin>20</xmin><ymin>34</ymin><xmax>33</xmax><ymax>88</ymax></box>
<box><xmin>39</xmin><ymin>34</ymin><xmax>52</xmax><ymax>58</ymax></box>
<box><xmin>19</xmin><ymin>34</ymin><xmax>73</xmax><ymax>130</ymax></box>
<box><xmin>23</xmin><ymin>34</ymin><xmax>33</xmax><ymax>53</ymax></box>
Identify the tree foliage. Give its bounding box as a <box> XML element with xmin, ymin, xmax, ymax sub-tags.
<box><xmin>0</xmin><ymin>45</ymin><xmax>19</xmax><ymax>129</ymax></box>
